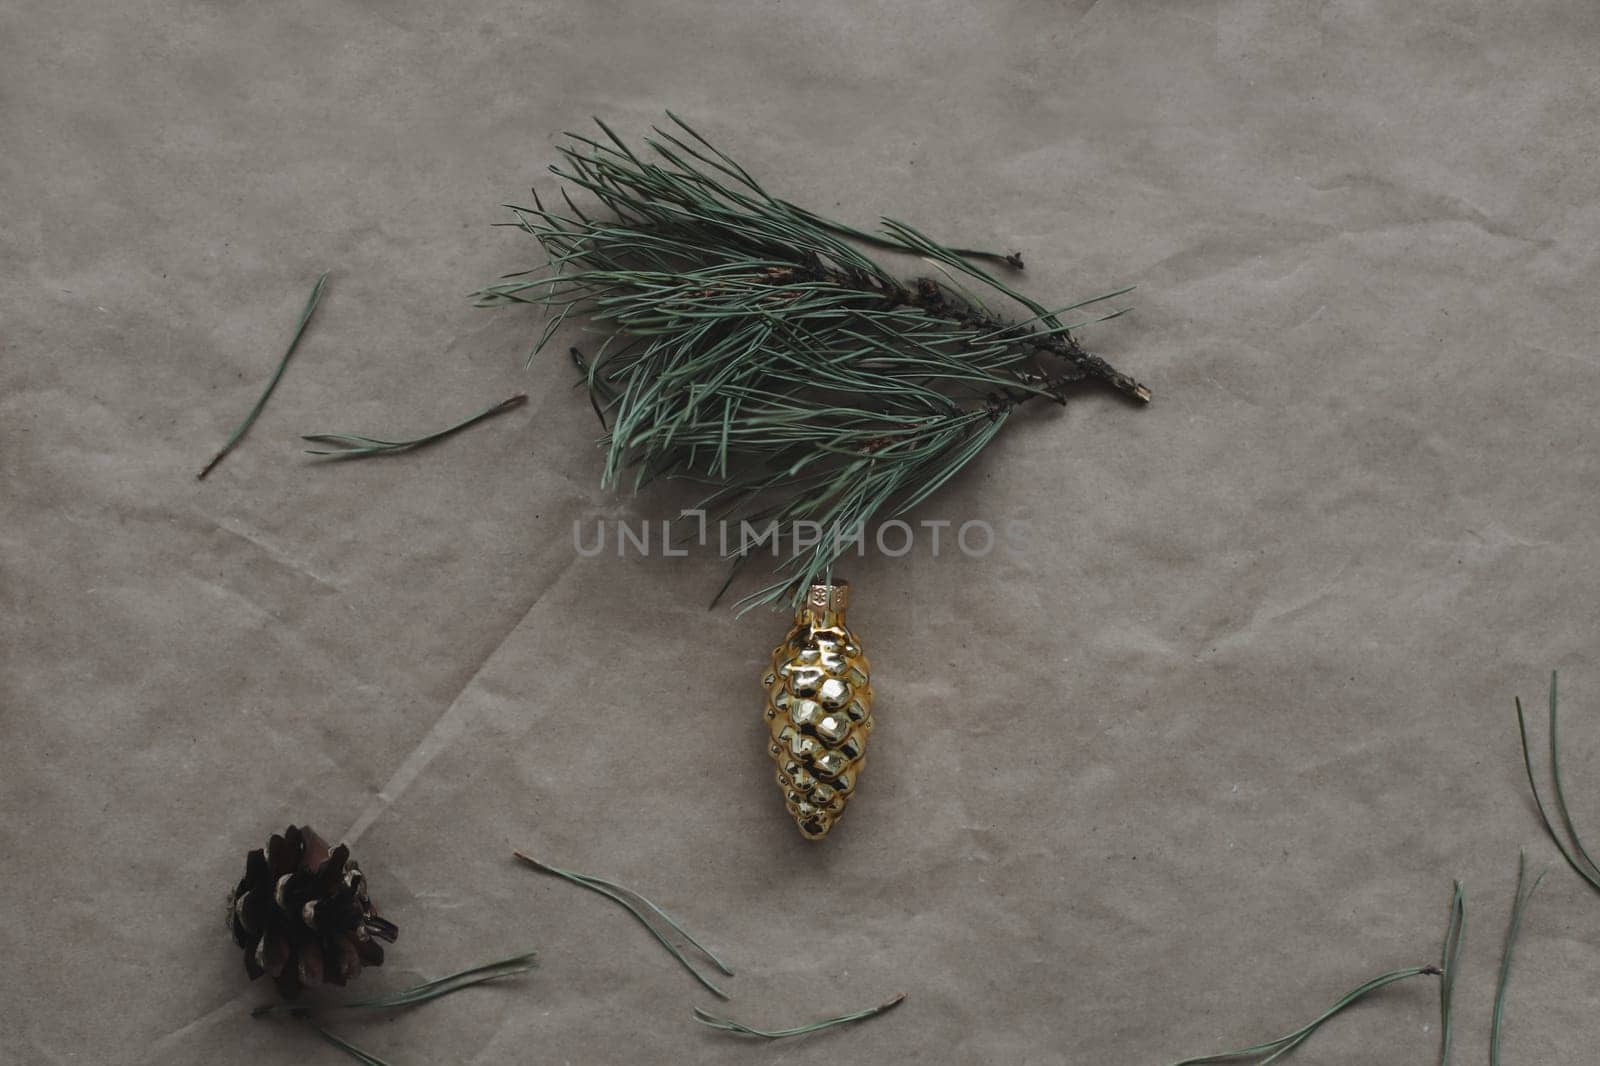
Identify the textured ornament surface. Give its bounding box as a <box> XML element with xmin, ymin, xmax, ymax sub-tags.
<box><xmin>763</xmin><ymin>583</ymin><xmax>873</xmax><ymax>839</ymax></box>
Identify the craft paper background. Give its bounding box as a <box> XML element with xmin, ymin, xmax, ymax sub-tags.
<box><xmin>5</xmin><ymin>2</ymin><xmax>1599</xmax><ymax>1062</ymax></box>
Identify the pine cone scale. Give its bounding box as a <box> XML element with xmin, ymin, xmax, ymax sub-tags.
<box><xmin>225</xmin><ymin>824</ymin><xmax>395</xmax><ymax>998</ymax></box>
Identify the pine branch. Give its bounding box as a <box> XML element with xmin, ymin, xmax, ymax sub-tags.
<box><xmin>480</xmin><ymin>115</ymin><xmax>1148</xmax><ymax>609</ymax></box>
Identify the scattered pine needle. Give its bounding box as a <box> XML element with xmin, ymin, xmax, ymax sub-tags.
<box><xmin>303</xmin><ymin>393</ymin><xmax>528</xmax><ymax>460</ymax></box>
<box><xmin>251</xmin><ymin>951</ymin><xmax>538</xmax><ymax>1016</ymax></box>
<box><xmin>198</xmin><ymin>271</ymin><xmax>328</xmax><ymax>479</ymax></box>
<box><xmin>253</xmin><ymin>949</ymin><xmax>537</xmax><ymax>1066</ymax></box>
<box><xmin>304</xmin><ymin>1019</ymin><xmax>391</xmax><ymax>1066</ymax></box>
<box><xmin>1437</xmin><ymin>880</ymin><xmax>1466</xmax><ymax>1066</ymax></box>
<box><xmin>1168</xmin><ymin>963</ymin><xmax>1440</xmax><ymax>1066</ymax></box>
<box><xmin>694</xmin><ymin>992</ymin><xmax>906</xmax><ymax>1040</ymax></box>
<box><xmin>1514</xmin><ymin>670</ymin><xmax>1600</xmax><ymax>892</ymax></box>
<box><xmin>512</xmin><ymin>850</ymin><xmax>732</xmax><ymax>998</ymax></box>
<box><xmin>1490</xmin><ymin>850</ymin><xmax>1547</xmax><ymax>1066</ymax></box>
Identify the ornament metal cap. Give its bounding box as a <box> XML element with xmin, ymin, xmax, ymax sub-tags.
<box><xmin>801</xmin><ymin>580</ymin><xmax>850</xmax><ymax>615</ymax></box>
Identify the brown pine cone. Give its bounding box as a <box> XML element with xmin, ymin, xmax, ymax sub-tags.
<box><xmin>225</xmin><ymin>825</ymin><xmax>398</xmax><ymax>998</ymax></box>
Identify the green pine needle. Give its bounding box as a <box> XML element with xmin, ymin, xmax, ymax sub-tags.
<box><xmin>1437</xmin><ymin>880</ymin><xmax>1466</xmax><ymax>1066</ymax></box>
<box><xmin>304</xmin><ymin>1019</ymin><xmax>391</xmax><ymax>1066</ymax></box>
<box><xmin>1169</xmin><ymin>964</ymin><xmax>1441</xmax><ymax>1066</ymax></box>
<box><xmin>253</xmin><ymin>950</ymin><xmax>538</xmax><ymax>1066</ymax></box>
<box><xmin>479</xmin><ymin>114</ymin><xmax>1149</xmax><ymax>610</ymax></box>
<box><xmin>1490</xmin><ymin>850</ymin><xmax>1547</xmax><ymax>1066</ymax></box>
<box><xmin>513</xmin><ymin>850</ymin><xmax>732</xmax><ymax>998</ymax></box>
<box><xmin>303</xmin><ymin>393</ymin><xmax>528</xmax><ymax>460</ymax></box>
<box><xmin>251</xmin><ymin>951</ymin><xmax>539</xmax><ymax>1017</ymax></box>
<box><xmin>198</xmin><ymin>271</ymin><xmax>328</xmax><ymax>479</ymax></box>
<box><xmin>694</xmin><ymin>992</ymin><xmax>905</xmax><ymax>1039</ymax></box>
<box><xmin>1514</xmin><ymin>670</ymin><xmax>1600</xmax><ymax>892</ymax></box>
<box><xmin>1171</xmin><ymin>879</ymin><xmax>1474</xmax><ymax>1066</ymax></box>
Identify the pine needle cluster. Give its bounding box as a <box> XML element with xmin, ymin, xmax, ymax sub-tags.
<box><xmin>477</xmin><ymin>114</ymin><xmax>1148</xmax><ymax>610</ymax></box>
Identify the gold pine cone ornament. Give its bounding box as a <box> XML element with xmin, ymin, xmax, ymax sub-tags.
<box><xmin>763</xmin><ymin>582</ymin><xmax>874</xmax><ymax>839</ymax></box>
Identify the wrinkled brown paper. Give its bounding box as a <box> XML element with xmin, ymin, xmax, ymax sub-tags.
<box><xmin>6</xmin><ymin>2</ymin><xmax>1599</xmax><ymax>1062</ymax></box>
